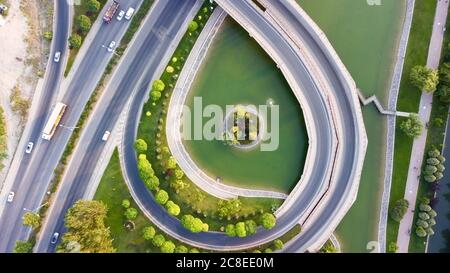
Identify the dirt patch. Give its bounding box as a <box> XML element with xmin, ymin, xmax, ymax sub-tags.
<box><xmin>0</xmin><ymin>0</ymin><xmax>52</xmax><ymax>182</ymax></box>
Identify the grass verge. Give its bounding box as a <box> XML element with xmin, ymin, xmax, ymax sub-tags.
<box><xmin>0</xmin><ymin>107</ymin><xmax>6</xmax><ymax>171</ymax></box>
<box><xmin>386</xmin><ymin>0</ymin><xmax>437</xmax><ymax>250</ymax></box>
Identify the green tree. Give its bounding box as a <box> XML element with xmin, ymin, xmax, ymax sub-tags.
<box><xmin>165</xmin><ymin>201</ymin><xmax>181</xmax><ymax>216</ymax></box>
<box><xmin>235</xmin><ymin>222</ymin><xmax>247</xmax><ymax>238</ymax></box>
<box><xmin>261</xmin><ymin>213</ymin><xmax>276</xmax><ymax>230</ymax></box>
<box><xmin>415</xmin><ymin>226</ymin><xmax>427</xmax><ymax>237</ymax></box>
<box><xmin>22</xmin><ymin>212</ymin><xmax>40</xmax><ymax>229</ymax></box>
<box><xmin>14</xmin><ymin>241</ymin><xmax>32</xmax><ymax>253</ymax></box>
<box><xmin>121</xmin><ymin>199</ymin><xmax>130</xmax><ymax>209</ymax></box>
<box><xmin>76</xmin><ymin>15</ymin><xmax>92</xmax><ymax>34</ymax></box>
<box><xmin>400</xmin><ymin>114</ymin><xmax>423</xmax><ymax>138</ymax></box>
<box><xmin>175</xmin><ymin>245</ymin><xmax>188</xmax><ymax>253</ymax></box>
<box><xmin>225</xmin><ymin>224</ymin><xmax>236</xmax><ymax>237</ymax></box>
<box><xmin>43</xmin><ymin>31</ymin><xmax>53</xmax><ymax>41</ymax></box>
<box><xmin>387</xmin><ymin>242</ymin><xmax>398</xmax><ymax>253</ymax></box>
<box><xmin>189</xmin><ymin>248</ymin><xmax>200</xmax><ymax>253</ymax></box>
<box><xmin>389</xmin><ymin>199</ymin><xmax>409</xmax><ymax>222</ymax></box>
<box><xmin>152</xmin><ymin>234</ymin><xmax>165</xmax><ymax>247</ymax></box>
<box><xmin>436</xmin><ymin>84</ymin><xmax>450</xmax><ymax>103</ymax></box>
<box><xmin>124</xmin><ymin>207</ymin><xmax>138</xmax><ymax>220</ymax></box>
<box><xmin>160</xmin><ymin>241</ymin><xmax>176</xmax><ymax>253</ymax></box>
<box><xmin>188</xmin><ymin>21</ymin><xmax>199</xmax><ymax>32</ymax></box>
<box><xmin>142</xmin><ymin>226</ymin><xmax>156</xmax><ymax>240</ymax></box>
<box><xmin>152</xmin><ymin>80</ymin><xmax>165</xmax><ymax>92</ymax></box>
<box><xmin>137</xmin><ymin>155</ymin><xmax>155</xmax><ymax>181</ymax></box>
<box><xmin>155</xmin><ymin>189</ymin><xmax>169</xmax><ymax>205</ymax></box>
<box><xmin>264</xmin><ymin>248</ymin><xmax>273</xmax><ymax>253</ymax></box>
<box><xmin>150</xmin><ymin>91</ymin><xmax>162</xmax><ymax>102</ymax></box>
<box><xmin>410</xmin><ymin>65</ymin><xmax>439</xmax><ymax>92</ymax></box>
<box><xmin>273</xmin><ymin>239</ymin><xmax>284</xmax><ymax>250</ymax></box>
<box><xmin>145</xmin><ymin>176</ymin><xmax>160</xmax><ymax>191</ymax></box>
<box><xmin>60</xmin><ymin>200</ymin><xmax>115</xmax><ymax>253</ymax></box>
<box><xmin>174</xmin><ymin>168</ymin><xmax>184</xmax><ymax>179</ymax></box>
<box><xmin>69</xmin><ymin>34</ymin><xmax>82</xmax><ymax>49</ymax></box>
<box><xmin>166</xmin><ymin>156</ymin><xmax>177</xmax><ymax>169</ymax></box>
<box><xmin>87</xmin><ymin>0</ymin><xmax>101</xmax><ymax>13</ymax></box>
<box><xmin>245</xmin><ymin>220</ymin><xmax>257</xmax><ymax>236</ymax></box>
<box><xmin>171</xmin><ymin>179</ymin><xmax>189</xmax><ymax>193</ymax></box>
<box><xmin>135</xmin><ymin>139</ymin><xmax>148</xmax><ymax>154</ymax></box>
<box><xmin>218</xmin><ymin>198</ymin><xmax>242</xmax><ymax>218</ymax></box>
<box><xmin>181</xmin><ymin>215</ymin><xmax>206</xmax><ymax>233</ymax></box>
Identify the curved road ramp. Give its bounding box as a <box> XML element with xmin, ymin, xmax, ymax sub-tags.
<box><xmin>122</xmin><ymin>0</ymin><xmax>367</xmax><ymax>253</ymax></box>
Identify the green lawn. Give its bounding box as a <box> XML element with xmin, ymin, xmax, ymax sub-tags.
<box><xmin>386</xmin><ymin>0</ymin><xmax>438</xmax><ymax>249</ymax></box>
<box><xmin>64</xmin><ymin>0</ymin><xmax>107</xmax><ymax>76</ymax></box>
<box><xmin>95</xmin><ymin>149</ymin><xmax>201</xmax><ymax>253</ymax></box>
<box><xmin>135</xmin><ymin>2</ymin><xmax>281</xmax><ymax>231</ymax></box>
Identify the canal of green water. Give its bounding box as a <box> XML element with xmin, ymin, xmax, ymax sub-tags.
<box><xmin>183</xmin><ymin>0</ymin><xmax>406</xmax><ymax>252</ymax></box>
<box><xmin>298</xmin><ymin>0</ymin><xmax>406</xmax><ymax>252</ymax></box>
<box><xmin>183</xmin><ymin>18</ymin><xmax>308</xmax><ymax>193</ymax></box>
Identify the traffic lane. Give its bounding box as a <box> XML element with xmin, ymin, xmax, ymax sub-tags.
<box><xmin>0</xmin><ymin>0</ymin><xmax>70</xmax><ymax>252</ymax></box>
<box><xmin>119</xmin><ymin>0</ymin><xmax>335</xmax><ymax>250</ymax></box>
<box><xmin>0</xmin><ymin>0</ymin><xmax>143</xmax><ymax>251</ymax></box>
<box><xmin>37</xmin><ymin>0</ymin><xmax>198</xmax><ymax>252</ymax></box>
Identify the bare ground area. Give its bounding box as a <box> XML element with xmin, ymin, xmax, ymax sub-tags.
<box><xmin>0</xmin><ymin>0</ymin><xmax>52</xmax><ymax>182</ymax></box>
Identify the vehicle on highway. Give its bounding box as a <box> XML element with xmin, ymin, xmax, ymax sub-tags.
<box><xmin>102</xmin><ymin>131</ymin><xmax>111</xmax><ymax>142</ymax></box>
<box><xmin>7</xmin><ymin>192</ymin><xmax>14</xmax><ymax>203</ymax></box>
<box><xmin>54</xmin><ymin>51</ymin><xmax>61</xmax><ymax>63</ymax></box>
<box><xmin>103</xmin><ymin>0</ymin><xmax>120</xmax><ymax>24</ymax></box>
<box><xmin>42</xmin><ymin>102</ymin><xmax>67</xmax><ymax>141</ymax></box>
<box><xmin>125</xmin><ymin>7</ymin><xmax>135</xmax><ymax>20</ymax></box>
<box><xmin>50</xmin><ymin>232</ymin><xmax>59</xmax><ymax>244</ymax></box>
<box><xmin>25</xmin><ymin>142</ymin><xmax>34</xmax><ymax>154</ymax></box>
<box><xmin>107</xmin><ymin>41</ymin><xmax>116</xmax><ymax>52</ymax></box>
<box><xmin>117</xmin><ymin>10</ymin><xmax>125</xmax><ymax>21</ymax></box>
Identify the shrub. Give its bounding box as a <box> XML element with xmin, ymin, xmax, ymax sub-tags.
<box><xmin>124</xmin><ymin>208</ymin><xmax>138</xmax><ymax>220</ymax></box>
<box><xmin>273</xmin><ymin>239</ymin><xmax>284</xmax><ymax>250</ymax></box>
<box><xmin>155</xmin><ymin>190</ymin><xmax>169</xmax><ymax>205</ymax></box>
<box><xmin>152</xmin><ymin>80</ymin><xmax>165</xmax><ymax>92</ymax></box>
<box><xmin>261</xmin><ymin>213</ymin><xmax>276</xmax><ymax>230</ymax></box>
<box><xmin>416</xmin><ymin>227</ymin><xmax>427</xmax><ymax>237</ymax></box>
<box><xmin>188</xmin><ymin>21</ymin><xmax>199</xmax><ymax>32</ymax></box>
<box><xmin>150</xmin><ymin>91</ymin><xmax>162</xmax><ymax>102</ymax></box>
<box><xmin>145</xmin><ymin>176</ymin><xmax>160</xmax><ymax>191</ymax></box>
<box><xmin>69</xmin><ymin>34</ymin><xmax>82</xmax><ymax>49</ymax></box>
<box><xmin>121</xmin><ymin>199</ymin><xmax>130</xmax><ymax>209</ymax></box>
<box><xmin>166</xmin><ymin>201</ymin><xmax>181</xmax><ymax>216</ymax></box>
<box><xmin>152</xmin><ymin>234</ymin><xmax>165</xmax><ymax>247</ymax></box>
<box><xmin>390</xmin><ymin>199</ymin><xmax>409</xmax><ymax>222</ymax></box>
<box><xmin>175</xmin><ymin>245</ymin><xmax>188</xmax><ymax>253</ymax></box>
<box><xmin>142</xmin><ymin>226</ymin><xmax>156</xmax><ymax>240</ymax></box>
<box><xmin>245</xmin><ymin>220</ymin><xmax>257</xmax><ymax>236</ymax></box>
<box><xmin>181</xmin><ymin>215</ymin><xmax>206</xmax><ymax>233</ymax></box>
<box><xmin>235</xmin><ymin>222</ymin><xmax>247</xmax><ymax>238</ymax></box>
<box><xmin>160</xmin><ymin>241</ymin><xmax>176</xmax><ymax>253</ymax></box>
<box><xmin>400</xmin><ymin>114</ymin><xmax>423</xmax><ymax>138</ymax></box>
<box><xmin>76</xmin><ymin>15</ymin><xmax>92</xmax><ymax>34</ymax></box>
<box><xmin>225</xmin><ymin>224</ymin><xmax>236</xmax><ymax>237</ymax></box>
<box><xmin>135</xmin><ymin>139</ymin><xmax>148</xmax><ymax>154</ymax></box>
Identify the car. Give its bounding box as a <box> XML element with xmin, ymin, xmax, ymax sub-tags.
<box><xmin>51</xmin><ymin>232</ymin><xmax>59</xmax><ymax>244</ymax></box>
<box><xmin>117</xmin><ymin>10</ymin><xmax>125</xmax><ymax>21</ymax></box>
<box><xmin>107</xmin><ymin>41</ymin><xmax>116</xmax><ymax>52</ymax></box>
<box><xmin>54</xmin><ymin>51</ymin><xmax>61</xmax><ymax>63</ymax></box>
<box><xmin>125</xmin><ymin>7</ymin><xmax>135</xmax><ymax>20</ymax></box>
<box><xmin>7</xmin><ymin>192</ymin><xmax>14</xmax><ymax>203</ymax></box>
<box><xmin>25</xmin><ymin>142</ymin><xmax>34</xmax><ymax>154</ymax></box>
<box><xmin>102</xmin><ymin>131</ymin><xmax>111</xmax><ymax>142</ymax></box>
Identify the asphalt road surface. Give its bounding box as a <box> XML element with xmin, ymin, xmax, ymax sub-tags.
<box><xmin>0</xmin><ymin>0</ymin><xmax>143</xmax><ymax>252</ymax></box>
<box><xmin>35</xmin><ymin>0</ymin><xmax>201</xmax><ymax>253</ymax></box>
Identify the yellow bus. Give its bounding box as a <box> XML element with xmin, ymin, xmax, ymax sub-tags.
<box><xmin>42</xmin><ymin>102</ymin><xmax>67</xmax><ymax>140</ymax></box>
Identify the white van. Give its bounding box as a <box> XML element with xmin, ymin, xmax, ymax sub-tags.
<box><xmin>125</xmin><ymin>7</ymin><xmax>135</xmax><ymax>20</ymax></box>
<box><xmin>102</xmin><ymin>131</ymin><xmax>111</xmax><ymax>142</ymax></box>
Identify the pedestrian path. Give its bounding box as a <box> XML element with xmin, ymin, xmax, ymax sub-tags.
<box><xmin>397</xmin><ymin>0</ymin><xmax>449</xmax><ymax>253</ymax></box>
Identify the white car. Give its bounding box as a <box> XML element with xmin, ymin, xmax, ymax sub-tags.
<box><xmin>125</xmin><ymin>7</ymin><xmax>135</xmax><ymax>20</ymax></box>
<box><xmin>54</xmin><ymin>51</ymin><xmax>61</xmax><ymax>63</ymax></box>
<box><xmin>25</xmin><ymin>142</ymin><xmax>34</xmax><ymax>154</ymax></box>
<box><xmin>107</xmin><ymin>41</ymin><xmax>116</xmax><ymax>52</ymax></box>
<box><xmin>117</xmin><ymin>10</ymin><xmax>125</xmax><ymax>21</ymax></box>
<box><xmin>102</xmin><ymin>131</ymin><xmax>111</xmax><ymax>142</ymax></box>
<box><xmin>51</xmin><ymin>232</ymin><xmax>59</xmax><ymax>244</ymax></box>
<box><xmin>7</xmin><ymin>192</ymin><xmax>14</xmax><ymax>203</ymax></box>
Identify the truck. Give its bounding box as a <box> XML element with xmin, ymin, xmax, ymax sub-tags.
<box><xmin>103</xmin><ymin>1</ymin><xmax>120</xmax><ymax>24</ymax></box>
